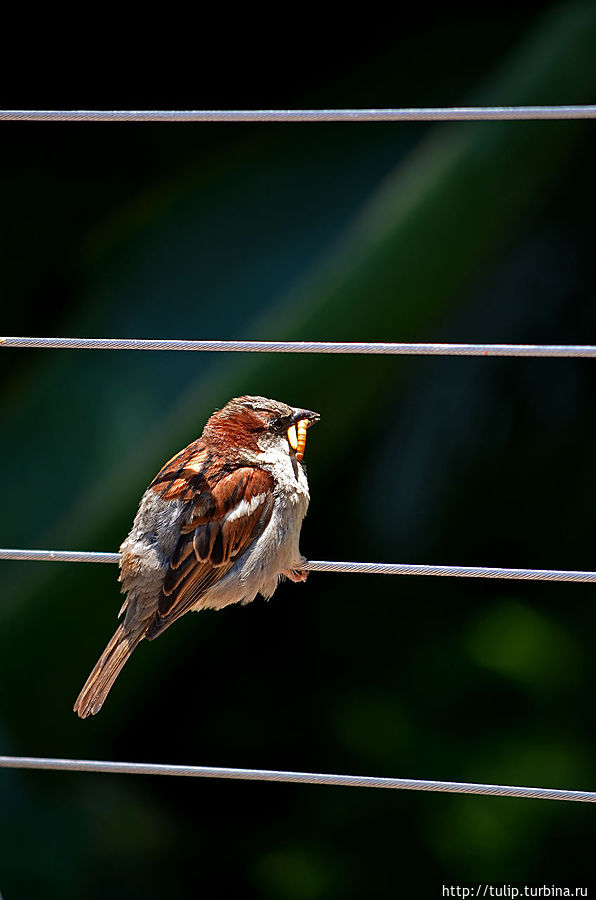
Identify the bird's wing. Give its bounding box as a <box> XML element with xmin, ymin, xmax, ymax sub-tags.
<box><xmin>144</xmin><ymin>465</ymin><xmax>274</xmax><ymax>639</ymax></box>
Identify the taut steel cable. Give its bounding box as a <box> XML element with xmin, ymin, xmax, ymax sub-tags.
<box><xmin>1</xmin><ymin>107</ymin><xmax>596</xmax><ymax>123</ymax></box>
<box><xmin>1</xmin><ymin>549</ymin><xmax>596</xmax><ymax>583</ymax></box>
<box><xmin>4</xmin><ymin>337</ymin><xmax>596</xmax><ymax>357</ymax></box>
<box><xmin>0</xmin><ymin>756</ymin><xmax>594</xmax><ymax>802</ymax></box>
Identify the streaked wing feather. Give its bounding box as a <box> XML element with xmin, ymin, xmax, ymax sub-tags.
<box><xmin>146</xmin><ymin>467</ymin><xmax>274</xmax><ymax>640</ymax></box>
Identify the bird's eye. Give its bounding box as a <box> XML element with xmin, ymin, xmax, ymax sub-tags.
<box><xmin>268</xmin><ymin>416</ymin><xmax>286</xmax><ymax>434</ymax></box>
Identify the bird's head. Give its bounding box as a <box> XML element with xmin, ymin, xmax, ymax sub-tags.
<box><xmin>206</xmin><ymin>395</ymin><xmax>320</xmax><ymax>462</ymax></box>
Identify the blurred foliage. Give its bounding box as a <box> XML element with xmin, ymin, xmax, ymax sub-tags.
<box><xmin>2</xmin><ymin>4</ymin><xmax>596</xmax><ymax>897</ymax></box>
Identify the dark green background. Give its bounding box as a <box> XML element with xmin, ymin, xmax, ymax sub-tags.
<box><xmin>2</xmin><ymin>5</ymin><xmax>596</xmax><ymax>896</ymax></box>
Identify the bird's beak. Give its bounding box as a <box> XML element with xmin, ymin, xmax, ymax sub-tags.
<box><xmin>291</xmin><ymin>408</ymin><xmax>320</xmax><ymax>427</ymax></box>
<box><xmin>287</xmin><ymin>409</ymin><xmax>320</xmax><ymax>461</ymax></box>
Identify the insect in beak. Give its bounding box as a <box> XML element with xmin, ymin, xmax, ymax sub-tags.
<box><xmin>287</xmin><ymin>410</ymin><xmax>319</xmax><ymax>462</ymax></box>
<box><xmin>287</xmin><ymin>420</ymin><xmax>308</xmax><ymax>461</ymax></box>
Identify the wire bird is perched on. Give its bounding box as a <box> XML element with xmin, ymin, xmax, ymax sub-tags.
<box><xmin>74</xmin><ymin>395</ymin><xmax>320</xmax><ymax>718</ymax></box>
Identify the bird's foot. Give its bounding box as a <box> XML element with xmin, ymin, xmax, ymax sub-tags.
<box><xmin>282</xmin><ymin>567</ymin><xmax>309</xmax><ymax>583</ymax></box>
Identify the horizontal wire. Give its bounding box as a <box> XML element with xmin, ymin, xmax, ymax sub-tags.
<box><xmin>0</xmin><ymin>755</ymin><xmax>594</xmax><ymax>802</ymax></box>
<box><xmin>1</xmin><ymin>107</ymin><xmax>596</xmax><ymax>123</ymax></box>
<box><xmin>2</xmin><ymin>549</ymin><xmax>596</xmax><ymax>582</ymax></box>
<box><xmin>0</xmin><ymin>549</ymin><xmax>121</xmax><ymax>564</ymax></box>
<box><xmin>3</xmin><ymin>336</ymin><xmax>596</xmax><ymax>357</ymax></box>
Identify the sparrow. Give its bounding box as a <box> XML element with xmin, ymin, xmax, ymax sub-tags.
<box><xmin>74</xmin><ymin>395</ymin><xmax>320</xmax><ymax>718</ymax></box>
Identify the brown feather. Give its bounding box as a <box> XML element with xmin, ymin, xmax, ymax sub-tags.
<box><xmin>73</xmin><ymin>623</ymin><xmax>147</xmax><ymax>719</ymax></box>
<box><xmin>147</xmin><ymin>467</ymin><xmax>275</xmax><ymax>639</ymax></box>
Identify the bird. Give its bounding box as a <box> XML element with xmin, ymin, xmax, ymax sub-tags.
<box><xmin>73</xmin><ymin>395</ymin><xmax>320</xmax><ymax>718</ymax></box>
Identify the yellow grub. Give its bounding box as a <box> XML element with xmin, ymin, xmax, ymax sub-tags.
<box><xmin>296</xmin><ymin>419</ymin><xmax>308</xmax><ymax>461</ymax></box>
<box><xmin>287</xmin><ymin>419</ymin><xmax>309</xmax><ymax>460</ymax></box>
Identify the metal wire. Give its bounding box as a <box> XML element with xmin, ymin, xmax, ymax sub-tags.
<box><xmin>4</xmin><ymin>336</ymin><xmax>596</xmax><ymax>357</ymax></box>
<box><xmin>0</xmin><ymin>755</ymin><xmax>594</xmax><ymax>802</ymax></box>
<box><xmin>1</xmin><ymin>107</ymin><xmax>596</xmax><ymax>123</ymax></box>
<box><xmin>305</xmin><ymin>561</ymin><xmax>596</xmax><ymax>583</ymax></box>
<box><xmin>2</xmin><ymin>549</ymin><xmax>595</xmax><ymax>583</ymax></box>
<box><xmin>0</xmin><ymin>549</ymin><xmax>121</xmax><ymax>564</ymax></box>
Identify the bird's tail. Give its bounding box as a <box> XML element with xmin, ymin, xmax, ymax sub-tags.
<box><xmin>73</xmin><ymin>624</ymin><xmax>145</xmax><ymax>718</ymax></box>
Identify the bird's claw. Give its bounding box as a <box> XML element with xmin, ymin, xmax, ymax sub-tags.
<box><xmin>282</xmin><ymin>568</ymin><xmax>309</xmax><ymax>583</ymax></box>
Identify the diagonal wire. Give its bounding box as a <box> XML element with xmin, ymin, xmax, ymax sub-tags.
<box><xmin>4</xmin><ymin>336</ymin><xmax>596</xmax><ymax>357</ymax></box>
<box><xmin>1</xmin><ymin>549</ymin><xmax>596</xmax><ymax>583</ymax></box>
<box><xmin>0</xmin><ymin>755</ymin><xmax>594</xmax><ymax>802</ymax></box>
<box><xmin>1</xmin><ymin>107</ymin><xmax>596</xmax><ymax>123</ymax></box>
